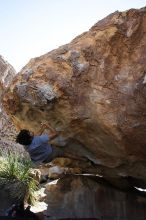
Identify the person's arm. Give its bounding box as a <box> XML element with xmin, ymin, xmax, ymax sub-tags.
<box><xmin>37</xmin><ymin>123</ymin><xmax>58</xmax><ymax>140</ymax></box>
<box><xmin>45</xmin><ymin>123</ymin><xmax>58</xmax><ymax>140</ymax></box>
<box><xmin>37</xmin><ymin>124</ymin><xmax>47</xmax><ymax>135</ymax></box>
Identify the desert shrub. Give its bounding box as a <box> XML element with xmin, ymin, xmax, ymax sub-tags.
<box><xmin>0</xmin><ymin>150</ymin><xmax>38</xmax><ymax>204</ymax></box>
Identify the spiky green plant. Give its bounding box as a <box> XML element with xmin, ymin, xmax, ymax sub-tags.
<box><xmin>0</xmin><ymin>150</ymin><xmax>38</xmax><ymax>204</ymax></box>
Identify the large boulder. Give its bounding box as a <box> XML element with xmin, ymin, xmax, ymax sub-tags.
<box><xmin>2</xmin><ymin>8</ymin><xmax>146</xmax><ymax>184</ymax></box>
<box><xmin>44</xmin><ymin>175</ymin><xmax>146</xmax><ymax>220</ymax></box>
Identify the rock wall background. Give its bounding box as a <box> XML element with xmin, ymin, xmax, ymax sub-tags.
<box><xmin>0</xmin><ymin>55</ymin><xmax>16</xmax><ymax>93</ymax></box>
<box><xmin>0</xmin><ymin>56</ymin><xmax>24</xmax><ymax>153</ymax></box>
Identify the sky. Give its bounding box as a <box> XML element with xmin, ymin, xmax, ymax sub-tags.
<box><xmin>0</xmin><ymin>0</ymin><xmax>146</xmax><ymax>72</ymax></box>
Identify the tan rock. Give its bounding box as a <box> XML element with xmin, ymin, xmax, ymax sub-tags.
<box><xmin>29</xmin><ymin>168</ymin><xmax>42</xmax><ymax>183</ymax></box>
<box><xmin>3</xmin><ymin>8</ymin><xmax>146</xmax><ymax>184</ymax></box>
<box><xmin>44</xmin><ymin>175</ymin><xmax>146</xmax><ymax>219</ymax></box>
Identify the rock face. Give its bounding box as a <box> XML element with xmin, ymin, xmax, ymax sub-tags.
<box><xmin>0</xmin><ymin>56</ymin><xmax>24</xmax><ymax>152</ymax></box>
<box><xmin>2</xmin><ymin>8</ymin><xmax>146</xmax><ymax>185</ymax></box>
<box><xmin>45</xmin><ymin>175</ymin><xmax>146</xmax><ymax>220</ymax></box>
<box><xmin>0</xmin><ymin>55</ymin><xmax>16</xmax><ymax>103</ymax></box>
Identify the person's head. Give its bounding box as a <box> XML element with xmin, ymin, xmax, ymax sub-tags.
<box><xmin>16</xmin><ymin>129</ymin><xmax>33</xmax><ymax>145</ymax></box>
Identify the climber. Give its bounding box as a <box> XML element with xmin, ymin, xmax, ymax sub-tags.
<box><xmin>16</xmin><ymin>123</ymin><xmax>87</xmax><ymax>165</ymax></box>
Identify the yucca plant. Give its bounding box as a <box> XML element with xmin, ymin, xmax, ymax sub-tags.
<box><xmin>0</xmin><ymin>150</ymin><xmax>38</xmax><ymax>204</ymax></box>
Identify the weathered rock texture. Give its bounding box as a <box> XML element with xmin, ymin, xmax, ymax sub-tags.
<box><xmin>0</xmin><ymin>56</ymin><xmax>24</xmax><ymax>152</ymax></box>
<box><xmin>3</xmin><ymin>8</ymin><xmax>146</xmax><ymax>186</ymax></box>
<box><xmin>0</xmin><ymin>55</ymin><xmax>16</xmax><ymax>103</ymax></box>
<box><xmin>45</xmin><ymin>175</ymin><xmax>146</xmax><ymax>220</ymax></box>
<box><xmin>0</xmin><ymin>55</ymin><xmax>15</xmax><ymax>99</ymax></box>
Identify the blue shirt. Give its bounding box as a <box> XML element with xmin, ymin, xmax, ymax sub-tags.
<box><xmin>25</xmin><ymin>134</ymin><xmax>53</xmax><ymax>164</ymax></box>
